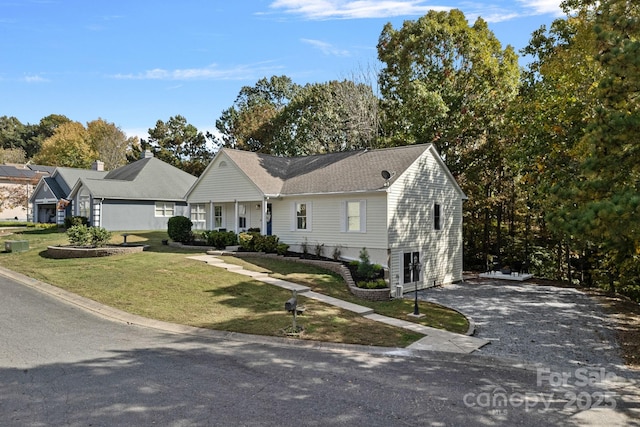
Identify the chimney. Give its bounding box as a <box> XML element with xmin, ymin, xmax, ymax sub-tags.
<box><xmin>141</xmin><ymin>150</ymin><xmax>154</xmax><ymax>159</ymax></box>
<box><xmin>92</xmin><ymin>160</ymin><xmax>104</xmax><ymax>171</ymax></box>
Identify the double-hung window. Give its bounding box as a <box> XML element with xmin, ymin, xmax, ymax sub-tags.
<box><xmin>296</xmin><ymin>203</ymin><xmax>307</xmax><ymax>230</ymax></box>
<box><xmin>341</xmin><ymin>200</ymin><xmax>366</xmax><ymax>233</ymax></box>
<box><xmin>238</xmin><ymin>204</ymin><xmax>247</xmax><ymax>229</ymax></box>
<box><xmin>214</xmin><ymin>205</ymin><xmax>223</xmax><ymax>229</ymax></box>
<box><xmin>291</xmin><ymin>201</ymin><xmax>312</xmax><ymax>231</ymax></box>
<box><xmin>155</xmin><ymin>202</ymin><xmax>175</xmax><ymax>217</ymax></box>
<box><xmin>191</xmin><ymin>204</ymin><xmax>206</xmax><ymax>230</ymax></box>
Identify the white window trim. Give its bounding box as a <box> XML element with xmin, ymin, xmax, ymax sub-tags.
<box><xmin>341</xmin><ymin>200</ymin><xmax>367</xmax><ymax>233</ymax></box>
<box><xmin>155</xmin><ymin>202</ymin><xmax>175</xmax><ymax>217</ymax></box>
<box><xmin>291</xmin><ymin>201</ymin><xmax>312</xmax><ymax>232</ymax></box>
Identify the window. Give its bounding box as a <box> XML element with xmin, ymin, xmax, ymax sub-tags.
<box><xmin>155</xmin><ymin>202</ymin><xmax>175</xmax><ymax>217</ymax></box>
<box><xmin>296</xmin><ymin>202</ymin><xmax>307</xmax><ymax>230</ymax></box>
<box><xmin>191</xmin><ymin>204</ymin><xmax>206</xmax><ymax>229</ymax></box>
<box><xmin>403</xmin><ymin>251</ymin><xmax>421</xmax><ymax>284</ymax></box>
<box><xmin>238</xmin><ymin>204</ymin><xmax>246</xmax><ymax>229</ymax></box>
<box><xmin>434</xmin><ymin>203</ymin><xmax>441</xmax><ymax>230</ymax></box>
<box><xmin>214</xmin><ymin>205</ymin><xmax>223</xmax><ymax>228</ymax></box>
<box><xmin>343</xmin><ymin>200</ymin><xmax>367</xmax><ymax>232</ymax></box>
<box><xmin>78</xmin><ymin>188</ymin><xmax>90</xmax><ymax>218</ymax></box>
<box><xmin>291</xmin><ymin>201</ymin><xmax>312</xmax><ymax>231</ymax></box>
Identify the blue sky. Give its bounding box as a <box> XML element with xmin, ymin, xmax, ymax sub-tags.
<box><xmin>1</xmin><ymin>0</ymin><xmax>564</xmax><ymax>141</ymax></box>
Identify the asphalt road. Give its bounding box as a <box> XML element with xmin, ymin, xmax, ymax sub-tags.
<box><xmin>1</xmin><ymin>274</ymin><xmax>638</xmax><ymax>426</ymax></box>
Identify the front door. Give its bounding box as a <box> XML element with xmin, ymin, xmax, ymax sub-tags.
<box><xmin>266</xmin><ymin>203</ymin><xmax>272</xmax><ymax>235</ymax></box>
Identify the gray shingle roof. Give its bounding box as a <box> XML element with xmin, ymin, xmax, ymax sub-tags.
<box><xmin>54</xmin><ymin>167</ymin><xmax>109</xmax><ymax>195</ymax></box>
<box><xmin>222</xmin><ymin>144</ymin><xmax>434</xmax><ymax>195</ymax></box>
<box><xmin>78</xmin><ymin>157</ymin><xmax>196</xmax><ymax>200</ymax></box>
<box><xmin>43</xmin><ymin>177</ymin><xmax>66</xmax><ymax>199</ymax></box>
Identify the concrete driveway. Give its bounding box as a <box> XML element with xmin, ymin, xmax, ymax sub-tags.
<box><xmin>419</xmin><ymin>279</ymin><xmax>630</xmax><ymax>373</ymax></box>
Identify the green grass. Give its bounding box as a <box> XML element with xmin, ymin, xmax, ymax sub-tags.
<box><xmin>221</xmin><ymin>255</ymin><xmax>469</xmax><ymax>334</ymax></box>
<box><xmin>0</xmin><ymin>229</ymin><xmax>466</xmax><ymax>347</ymax></box>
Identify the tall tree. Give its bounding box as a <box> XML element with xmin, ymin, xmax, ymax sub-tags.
<box><xmin>377</xmin><ymin>9</ymin><xmax>520</xmax><ymax>266</ymax></box>
<box><xmin>561</xmin><ymin>0</ymin><xmax>640</xmax><ymax>291</ymax></box>
<box><xmin>87</xmin><ymin>118</ymin><xmax>137</xmax><ymax>170</ymax></box>
<box><xmin>508</xmin><ymin>5</ymin><xmax>604</xmax><ymax>280</ymax></box>
<box><xmin>24</xmin><ymin>114</ymin><xmax>71</xmax><ymax>159</ymax></box>
<box><xmin>32</xmin><ymin>121</ymin><xmax>97</xmax><ymax>168</ymax></box>
<box><xmin>215</xmin><ymin>75</ymin><xmax>300</xmax><ymax>152</ymax></box>
<box><xmin>377</xmin><ymin>9</ymin><xmax>519</xmax><ymax>170</ymax></box>
<box><xmin>0</xmin><ymin>116</ymin><xmax>27</xmax><ymax>152</ymax></box>
<box><xmin>145</xmin><ymin>115</ymin><xmax>212</xmax><ymax>176</ymax></box>
<box><xmin>274</xmin><ymin>80</ymin><xmax>380</xmax><ymax>155</ymax></box>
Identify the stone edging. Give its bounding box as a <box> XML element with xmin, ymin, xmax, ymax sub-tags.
<box><xmin>224</xmin><ymin>252</ymin><xmax>392</xmax><ymax>302</ymax></box>
<box><xmin>47</xmin><ymin>245</ymin><xmax>149</xmax><ymax>259</ymax></box>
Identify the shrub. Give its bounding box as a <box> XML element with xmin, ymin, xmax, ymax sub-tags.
<box><xmin>89</xmin><ymin>227</ymin><xmax>112</xmax><ymax>247</ymax></box>
<box><xmin>254</xmin><ymin>235</ymin><xmax>279</xmax><ymax>253</ymax></box>
<box><xmin>238</xmin><ymin>232</ymin><xmax>256</xmax><ymax>251</ymax></box>
<box><xmin>167</xmin><ymin>216</ymin><xmax>193</xmax><ymax>244</ymax></box>
<box><xmin>357</xmin><ymin>248</ymin><xmax>376</xmax><ymax>280</ymax></box>
<box><xmin>332</xmin><ymin>245</ymin><xmax>342</xmax><ymax>261</ymax></box>
<box><xmin>64</xmin><ymin>216</ymin><xmax>89</xmax><ymax>229</ymax></box>
<box><xmin>66</xmin><ymin>225</ymin><xmax>112</xmax><ymax>247</ymax></box>
<box><xmin>276</xmin><ymin>243</ymin><xmax>289</xmax><ymax>256</ymax></box>
<box><xmin>67</xmin><ymin>224</ymin><xmax>90</xmax><ymax>246</ymax></box>
<box><xmin>203</xmin><ymin>230</ymin><xmax>238</xmax><ymax>249</ymax></box>
<box><xmin>356</xmin><ymin>279</ymin><xmax>388</xmax><ymax>289</ymax></box>
<box><xmin>314</xmin><ymin>242</ymin><xmax>324</xmax><ymax>258</ymax></box>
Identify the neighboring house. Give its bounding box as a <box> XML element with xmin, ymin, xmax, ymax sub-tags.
<box><xmin>30</xmin><ymin>162</ymin><xmax>108</xmax><ymax>224</ymax></box>
<box><xmin>0</xmin><ymin>164</ymin><xmax>51</xmax><ymax>221</ymax></box>
<box><xmin>66</xmin><ymin>152</ymin><xmax>197</xmax><ymax>231</ymax></box>
<box><xmin>186</xmin><ymin>144</ymin><xmax>467</xmax><ymax>290</ymax></box>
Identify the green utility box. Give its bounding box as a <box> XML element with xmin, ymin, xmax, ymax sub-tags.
<box><xmin>5</xmin><ymin>240</ymin><xmax>29</xmax><ymax>253</ymax></box>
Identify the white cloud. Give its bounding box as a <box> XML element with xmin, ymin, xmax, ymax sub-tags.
<box><xmin>518</xmin><ymin>0</ymin><xmax>564</xmax><ymax>16</ymax></box>
<box><xmin>268</xmin><ymin>0</ymin><xmax>563</xmax><ymax>22</ymax></box>
<box><xmin>301</xmin><ymin>38</ymin><xmax>351</xmax><ymax>56</ymax></box>
<box><xmin>111</xmin><ymin>62</ymin><xmax>284</xmax><ymax>81</ymax></box>
<box><xmin>269</xmin><ymin>0</ymin><xmax>449</xmax><ymax>19</ymax></box>
<box><xmin>22</xmin><ymin>74</ymin><xmax>49</xmax><ymax>83</ymax></box>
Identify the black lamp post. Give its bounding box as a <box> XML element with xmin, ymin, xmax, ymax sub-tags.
<box><xmin>410</xmin><ymin>255</ymin><xmax>422</xmax><ymax>316</ymax></box>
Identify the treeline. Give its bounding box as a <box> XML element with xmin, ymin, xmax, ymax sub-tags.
<box><xmin>0</xmin><ymin>114</ymin><xmax>217</xmax><ymax>177</ymax></box>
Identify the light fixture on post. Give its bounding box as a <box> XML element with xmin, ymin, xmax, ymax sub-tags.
<box><xmin>409</xmin><ymin>255</ymin><xmax>423</xmax><ymax>317</ymax></box>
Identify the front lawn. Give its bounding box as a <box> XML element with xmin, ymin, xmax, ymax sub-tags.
<box><xmin>0</xmin><ymin>228</ymin><xmax>465</xmax><ymax>346</ymax></box>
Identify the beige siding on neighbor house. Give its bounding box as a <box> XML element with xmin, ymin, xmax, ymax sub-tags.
<box><xmin>271</xmin><ymin>193</ymin><xmax>389</xmax><ymax>265</ymax></box>
<box><xmin>387</xmin><ymin>148</ymin><xmax>464</xmax><ymax>290</ymax></box>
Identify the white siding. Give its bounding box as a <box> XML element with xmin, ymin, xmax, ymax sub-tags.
<box><xmin>271</xmin><ymin>193</ymin><xmax>389</xmax><ymax>266</ymax></box>
<box><xmin>387</xmin><ymin>149</ymin><xmax>464</xmax><ymax>290</ymax></box>
<box><xmin>188</xmin><ymin>152</ymin><xmax>263</xmax><ymax>203</ymax></box>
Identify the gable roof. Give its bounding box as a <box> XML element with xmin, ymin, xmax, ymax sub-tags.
<box><xmin>212</xmin><ymin>144</ymin><xmax>465</xmax><ymax>197</ymax></box>
<box><xmin>71</xmin><ymin>157</ymin><xmax>197</xmax><ymax>201</ymax></box>
<box><xmin>53</xmin><ymin>167</ymin><xmax>109</xmax><ymax>195</ymax></box>
<box><xmin>42</xmin><ymin>177</ymin><xmax>66</xmax><ymax>199</ymax></box>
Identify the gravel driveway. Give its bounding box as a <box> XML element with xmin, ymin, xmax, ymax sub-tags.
<box><xmin>418</xmin><ymin>279</ymin><xmax>629</xmax><ymax>373</ymax></box>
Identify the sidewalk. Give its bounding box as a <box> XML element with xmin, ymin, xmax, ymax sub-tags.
<box><xmin>187</xmin><ymin>254</ymin><xmax>489</xmax><ymax>354</ymax></box>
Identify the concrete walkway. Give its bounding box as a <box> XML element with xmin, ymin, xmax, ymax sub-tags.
<box><xmin>187</xmin><ymin>254</ymin><xmax>489</xmax><ymax>354</ymax></box>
